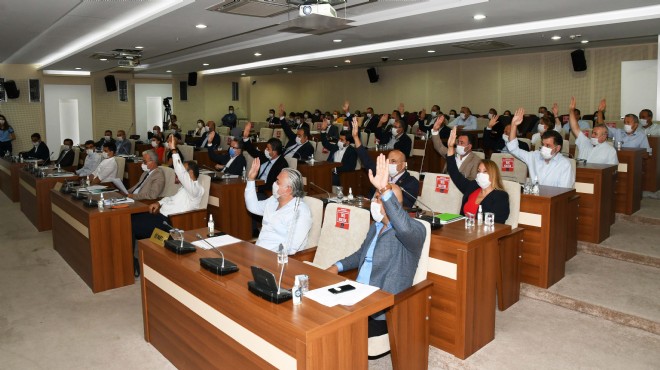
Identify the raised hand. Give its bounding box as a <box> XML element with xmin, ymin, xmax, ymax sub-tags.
<box><xmin>352</xmin><ymin>118</ymin><xmax>360</xmax><ymax>139</ymax></box>
<box><xmin>511</xmin><ymin>108</ymin><xmax>525</xmax><ymax>127</ymax></box>
<box><xmin>398</xmin><ymin>103</ymin><xmax>405</xmax><ymax>113</ymax></box>
<box><xmin>552</xmin><ymin>103</ymin><xmax>559</xmax><ymax>117</ymax></box>
<box><xmin>488</xmin><ymin>114</ymin><xmax>499</xmax><ymax>128</ymax></box>
<box><xmin>247</xmin><ymin>157</ymin><xmax>260</xmax><ymax>180</ymax></box>
<box><xmin>278</xmin><ymin>103</ymin><xmax>285</xmax><ymax>117</ymax></box>
<box><xmin>420</xmin><ymin>108</ymin><xmax>427</xmax><ymax>120</ymax></box>
<box><xmin>342</xmin><ymin>100</ymin><xmax>350</xmax><ymax>113</ymax></box>
<box><xmin>243</xmin><ymin>122</ymin><xmax>252</xmax><ymax>138</ymax></box>
<box><xmin>433</xmin><ymin>115</ymin><xmax>445</xmax><ymax>131</ymax></box>
<box><xmin>167</xmin><ymin>134</ymin><xmax>177</xmax><ymax>150</ymax></box>
<box><xmin>569</xmin><ymin>96</ymin><xmax>576</xmax><ymax>111</ymax></box>
<box><xmin>321</xmin><ymin>118</ymin><xmax>329</xmax><ymax>131</ymax></box>
<box><xmin>207</xmin><ymin>130</ymin><xmax>216</xmax><ymax>144</ymax></box>
<box><xmin>598</xmin><ymin>98</ymin><xmax>606</xmax><ymax>112</ymax></box>
<box><xmin>378</xmin><ymin>114</ymin><xmax>389</xmax><ymax>127</ymax></box>
<box><xmin>448</xmin><ymin>126</ymin><xmax>457</xmax><ymax>147</ymax></box>
<box><xmin>368</xmin><ymin>154</ymin><xmax>389</xmax><ymax>190</ymax></box>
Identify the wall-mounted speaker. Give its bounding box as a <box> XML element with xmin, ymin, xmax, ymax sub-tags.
<box><xmin>179</xmin><ymin>81</ymin><xmax>188</xmax><ymax>101</ymax></box>
<box><xmin>188</xmin><ymin>72</ymin><xmax>197</xmax><ymax>86</ymax></box>
<box><xmin>367</xmin><ymin>67</ymin><xmax>379</xmax><ymax>83</ymax></box>
<box><xmin>29</xmin><ymin>79</ymin><xmax>40</xmax><ymax>102</ymax></box>
<box><xmin>232</xmin><ymin>81</ymin><xmax>239</xmax><ymax>101</ymax></box>
<box><xmin>4</xmin><ymin>80</ymin><xmax>20</xmax><ymax>99</ymax></box>
<box><xmin>571</xmin><ymin>49</ymin><xmax>587</xmax><ymax>72</ymax></box>
<box><xmin>104</xmin><ymin>75</ymin><xmax>117</xmax><ymax>92</ymax></box>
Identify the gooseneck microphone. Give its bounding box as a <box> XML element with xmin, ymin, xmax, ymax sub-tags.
<box><xmin>309</xmin><ymin>181</ymin><xmax>331</xmax><ymax>200</ymax></box>
<box><xmin>399</xmin><ymin>187</ymin><xmax>442</xmax><ymax>230</ymax></box>
<box><xmin>196</xmin><ymin>233</ymin><xmax>239</xmax><ymax>276</ymax></box>
<box><xmin>161</xmin><ymin>221</ymin><xmax>196</xmax><ymax>254</ymax></box>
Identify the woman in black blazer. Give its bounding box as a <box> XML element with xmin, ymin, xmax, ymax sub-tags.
<box><xmin>446</xmin><ymin>127</ymin><xmax>510</xmax><ymax>224</ymax></box>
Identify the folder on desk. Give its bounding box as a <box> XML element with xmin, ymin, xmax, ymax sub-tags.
<box><xmin>436</xmin><ymin>213</ymin><xmax>465</xmax><ymax>224</ymax></box>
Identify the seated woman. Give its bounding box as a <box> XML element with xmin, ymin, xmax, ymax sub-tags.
<box><xmin>150</xmin><ymin>135</ymin><xmax>165</xmax><ymax>163</ymax></box>
<box><xmin>446</xmin><ymin>127</ymin><xmax>510</xmax><ymax>224</ymax></box>
<box><xmin>193</xmin><ymin>119</ymin><xmax>206</xmax><ymax>137</ymax></box>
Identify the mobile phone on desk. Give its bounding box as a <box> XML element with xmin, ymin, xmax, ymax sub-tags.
<box><xmin>328</xmin><ymin>284</ymin><xmax>356</xmax><ymax>294</ymax></box>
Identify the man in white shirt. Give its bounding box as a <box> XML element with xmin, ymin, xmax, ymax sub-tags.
<box><xmin>597</xmin><ymin>99</ymin><xmax>650</xmax><ymax>151</ymax></box>
<box><xmin>449</xmin><ymin>106</ymin><xmax>477</xmax><ymax>130</ymax></box>
<box><xmin>89</xmin><ymin>142</ymin><xmax>118</xmax><ymax>185</ymax></box>
<box><xmin>507</xmin><ymin>108</ymin><xmax>574</xmax><ymax>188</ymax></box>
<box><xmin>640</xmin><ymin>109</ymin><xmax>660</xmax><ymax>136</ymax></box>
<box><xmin>244</xmin><ymin>161</ymin><xmax>312</xmax><ymax>255</ymax></box>
<box><xmin>76</xmin><ymin>140</ymin><xmax>102</xmax><ymax>177</ymax></box>
<box><xmin>568</xmin><ymin>97</ymin><xmax>618</xmax><ymax>165</ymax></box>
<box><xmin>131</xmin><ymin>136</ymin><xmax>205</xmax><ymax>276</ymax></box>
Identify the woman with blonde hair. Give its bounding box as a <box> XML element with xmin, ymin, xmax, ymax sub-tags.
<box><xmin>446</xmin><ymin>127</ymin><xmax>510</xmax><ymax>224</ymax></box>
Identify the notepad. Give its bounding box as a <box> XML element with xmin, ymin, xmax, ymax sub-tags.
<box><xmin>304</xmin><ymin>280</ymin><xmax>380</xmax><ymax>307</ymax></box>
<box><xmin>192</xmin><ymin>235</ymin><xmax>241</xmax><ymax>249</ymax></box>
<box><xmin>435</xmin><ymin>213</ymin><xmax>465</xmax><ymax>224</ymax></box>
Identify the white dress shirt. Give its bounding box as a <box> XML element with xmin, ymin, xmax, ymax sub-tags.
<box><xmin>244</xmin><ymin>181</ymin><xmax>312</xmax><ymax>254</ymax></box>
<box><xmin>607</xmin><ymin>126</ymin><xmax>650</xmax><ymax>151</ymax></box>
<box><xmin>643</xmin><ymin>123</ymin><xmax>660</xmax><ymax>136</ymax></box>
<box><xmin>159</xmin><ymin>153</ymin><xmax>204</xmax><ymax>216</ymax></box>
<box><xmin>455</xmin><ymin>152</ymin><xmax>471</xmax><ymax>169</ymax></box>
<box><xmin>91</xmin><ymin>157</ymin><xmax>118</xmax><ymax>182</ymax></box>
<box><xmin>575</xmin><ymin>132</ymin><xmax>618</xmax><ymax>165</ymax></box>
<box><xmin>451</xmin><ymin>115</ymin><xmax>477</xmax><ymax>130</ymax></box>
<box><xmin>333</xmin><ymin>146</ymin><xmax>347</xmax><ymax>163</ymax></box>
<box><xmin>507</xmin><ymin>138</ymin><xmax>575</xmax><ymax>188</ymax></box>
<box><xmin>76</xmin><ymin>152</ymin><xmax>102</xmax><ymax>176</ymax></box>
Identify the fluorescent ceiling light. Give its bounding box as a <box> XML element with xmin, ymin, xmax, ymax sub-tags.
<box><xmin>282</xmin><ymin>67</ymin><xmax>288</xmax><ymax>70</ymax></box>
<box><xmin>135</xmin><ymin>46</ymin><xmax>144</xmax><ymax>49</ymax></box>
<box><xmin>203</xmin><ymin>4</ymin><xmax>660</xmax><ymax>76</ymax></box>
<box><xmin>74</xmin><ymin>67</ymin><xmax>82</xmax><ymax>70</ymax></box>
<box><xmin>473</xmin><ymin>14</ymin><xmax>486</xmax><ymax>20</ymax></box>
<box><xmin>99</xmin><ymin>58</ymin><xmax>108</xmax><ymax>61</ymax></box>
<box><xmin>196</xmin><ymin>24</ymin><xmax>207</xmax><ymax>29</ymax></box>
<box><xmin>166</xmin><ymin>70</ymin><xmax>172</xmax><ymax>73</ymax></box>
<box><xmin>427</xmin><ymin>50</ymin><xmax>436</xmax><ymax>53</ymax></box>
<box><xmin>287</xmin><ymin>71</ymin><xmax>293</xmax><ymax>74</ymax></box>
<box><xmin>344</xmin><ymin>59</ymin><xmax>351</xmax><ymax>63</ymax></box>
<box><xmin>333</xmin><ymin>39</ymin><xmax>342</xmax><ymax>43</ymax></box>
<box><xmin>551</xmin><ymin>35</ymin><xmax>562</xmax><ymax>40</ymax></box>
<box><xmin>203</xmin><ymin>63</ymin><xmax>209</xmax><ymax>66</ymax></box>
<box><xmin>240</xmin><ymin>73</ymin><xmax>246</xmax><ymax>75</ymax></box>
<box><xmin>42</xmin><ymin>70</ymin><xmax>90</xmax><ymax>76</ymax></box>
<box><xmin>254</xmin><ymin>52</ymin><xmax>262</xmax><ymax>57</ymax></box>
<box><xmin>35</xmin><ymin>0</ymin><xmax>193</xmax><ymax>68</ymax></box>
<box><xmin>581</xmin><ymin>40</ymin><xmax>589</xmax><ymax>44</ymax></box>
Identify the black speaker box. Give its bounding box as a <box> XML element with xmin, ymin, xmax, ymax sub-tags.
<box><xmin>179</xmin><ymin>81</ymin><xmax>188</xmax><ymax>101</ymax></box>
<box><xmin>104</xmin><ymin>75</ymin><xmax>117</xmax><ymax>92</ymax></box>
<box><xmin>188</xmin><ymin>72</ymin><xmax>197</xmax><ymax>86</ymax></box>
<box><xmin>571</xmin><ymin>49</ymin><xmax>587</xmax><ymax>72</ymax></box>
<box><xmin>4</xmin><ymin>80</ymin><xmax>20</xmax><ymax>99</ymax></box>
<box><xmin>367</xmin><ymin>67</ymin><xmax>379</xmax><ymax>83</ymax></box>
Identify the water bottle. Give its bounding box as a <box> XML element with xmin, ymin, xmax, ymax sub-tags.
<box><xmin>532</xmin><ymin>176</ymin><xmax>539</xmax><ymax>196</ymax></box>
<box><xmin>98</xmin><ymin>193</ymin><xmax>105</xmax><ymax>211</ymax></box>
<box><xmin>241</xmin><ymin>166</ymin><xmax>247</xmax><ymax>181</ymax></box>
<box><xmin>292</xmin><ymin>275</ymin><xmax>302</xmax><ymax>306</ymax></box>
<box><xmin>523</xmin><ymin>178</ymin><xmax>532</xmax><ymax>194</ymax></box>
<box><xmin>347</xmin><ymin>187</ymin><xmax>354</xmax><ymax>202</ymax></box>
<box><xmin>208</xmin><ymin>214</ymin><xmax>215</xmax><ymax>236</ymax></box>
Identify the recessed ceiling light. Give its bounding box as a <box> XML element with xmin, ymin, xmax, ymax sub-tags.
<box><xmin>581</xmin><ymin>40</ymin><xmax>589</xmax><ymax>44</ymax></box>
<box><xmin>334</xmin><ymin>65</ymin><xmax>338</xmax><ymax>68</ymax></box>
<box><xmin>427</xmin><ymin>50</ymin><xmax>436</xmax><ymax>53</ymax></box>
<box><xmin>254</xmin><ymin>52</ymin><xmax>262</xmax><ymax>57</ymax></box>
<box><xmin>135</xmin><ymin>46</ymin><xmax>144</xmax><ymax>49</ymax></box>
<box><xmin>333</xmin><ymin>39</ymin><xmax>342</xmax><ymax>43</ymax></box>
<box><xmin>99</xmin><ymin>58</ymin><xmax>108</xmax><ymax>61</ymax></box>
<box><xmin>287</xmin><ymin>70</ymin><xmax>293</xmax><ymax>74</ymax></box>
<box><xmin>75</xmin><ymin>67</ymin><xmax>82</xmax><ymax>70</ymax></box>
<box><xmin>195</xmin><ymin>24</ymin><xmax>207</xmax><ymax>29</ymax></box>
<box><xmin>473</xmin><ymin>14</ymin><xmax>486</xmax><ymax>20</ymax></box>
<box><xmin>240</xmin><ymin>73</ymin><xmax>246</xmax><ymax>76</ymax></box>
<box><xmin>344</xmin><ymin>59</ymin><xmax>351</xmax><ymax>63</ymax></box>
<box><xmin>202</xmin><ymin>63</ymin><xmax>209</xmax><ymax>66</ymax></box>
<box><xmin>282</xmin><ymin>67</ymin><xmax>288</xmax><ymax>70</ymax></box>
<box><xmin>551</xmin><ymin>35</ymin><xmax>561</xmax><ymax>40</ymax></box>
<box><xmin>398</xmin><ymin>58</ymin><xmax>404</xmax><ymax>61</ymax></box>
<box><xmin>166</xmin><ymin>70</ymin><xmax>172</xmax><ymax>73</ymax></box>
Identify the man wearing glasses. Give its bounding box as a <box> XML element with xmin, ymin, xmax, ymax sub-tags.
<box><xmin>125</xmin><ymin>149</ymin><xmax>165</xmax><ymax>200</ymax></box>
<box><xmin>206</xmin><ymin>131</ymin><xmax>247</xmax><ymax>176</ymax></box>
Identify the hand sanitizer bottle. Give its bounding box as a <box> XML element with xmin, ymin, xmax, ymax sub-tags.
<box><xmin>98</xmin><ymin>193</ymin><xmax>104</xmax><ymax>211</ymax></box>
<box><xmin>532</xmin><ymin>176</ymin><xmax>540</xmax><ymax>195</ymax></box>
<box><xmin>242</xmin><ymin>166</ymin><xmax>247</xmax><ymax>181</ymax></box>
<box><xmin>292</xmin><ymin>275</ymin><xmax>302</xmax><ymax>305</ymax></box>
<box><xmin>208</xmin><ymin>214</ymin><xmax>215</xmax><ymax>236</ymax></box>
<box><xmin>477</xmin><ymin>205</ymin><xmax>483</xmax><ymax>225</ymax></box>
<box><xmin>347</xmin><ymin>187</ymin><xmax>354</xmax><ymax>201</ymax></box>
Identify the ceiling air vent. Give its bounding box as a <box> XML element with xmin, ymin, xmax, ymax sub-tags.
<box><xmin>452</xmin><ymin>40</ymin><xmax>513</xmax><ymax>51</ymax></box>
<box><xmin>207</xmin><ymin>0</ymin><xmax>291</xmax><ymax>18</ymax></box>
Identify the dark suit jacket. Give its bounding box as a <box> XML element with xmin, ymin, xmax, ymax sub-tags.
<box><xmin>418</xmin><ymin>117</ymin><xmax>451</xmax><ymax>138</ymax></box>
<box><xmin>483</xmin><ymin>128</ymin><xmax>529</xmax><ymax>152</ymax></box>
<box><xmin>338</xmin><ymin>194</ymin><xmax>426</xmax><ymax>295</ymax></box>
<box><xmin>374</xmin><ymin>126</ymin><xmax>412</xmax><ymax>157</ymax></box>
<box><xmin>24</xmin><ymin>142</ymin><xmax>50</xmax><ymax>161</ymax></box>
<box><xmin>55</xmin><ymin>149</ymin><xmax>75</xmax><ymax>167</ymax></box>
<box><xmin>196</xmin><ymin>131</ymin><xmax>221</xmax><ymax>148</ymax></box>
<box><xmin>281</xmin><ymin>122</ymin><xmax>315</xmax><ymax>159</ymax></box>
<box><xmin>95</xmin><ymin>137</ymin><xmax>115</xmax><ymax>149</ymax></box>
<box><xmin>447</xmin><ymin>154</ymin><xmax>510</xmax><ymax>224</ymax></box>
<box><xmin>207</xmin><ymin>146</ymin><xmax>247</xmax><ymax>176</ymax></box>
<box><xmin>356</xmin><ymin>145</ymin><xmax>419</xmax><ymax>208</ymax></box>
<box><xmin>243</xmin><ymin>138</ymin><xmax>288</xmax><ymax>193</ymax></box>
<box><xmin>362</xmin><ymin>115</ymin><xmax>380</xmax><ymax>134</ymax></box>
<box><xmin>321</xmin><ymin>133</ymin><xmax>358</xmax><ymax>185</ymax></box>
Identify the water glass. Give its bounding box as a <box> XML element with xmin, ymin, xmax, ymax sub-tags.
<box><xmin>465</xmin><ymin>212</ymin><xmax>475</xmax><ymax>228</ymax></box>
<box><xmin>484</xmin><ymin>212</ymin><xmax>495</xmax><ymax>227</ymax></box>
<box><xmin>336</xmin><ymin>186</ymin><xmax>344</xmax><ymax>203</ymax></box>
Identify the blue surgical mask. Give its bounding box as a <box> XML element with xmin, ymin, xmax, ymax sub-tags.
<box><xmin>228</xmin><ymin>147</ymin><xmax>236</xmax><ymax>157</ymax></box>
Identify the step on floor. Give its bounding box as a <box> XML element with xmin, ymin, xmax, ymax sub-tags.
<box><xmin>599</xmin><ymin>219</ymin><xmax>660</xmax><ymax>259</ymax></box>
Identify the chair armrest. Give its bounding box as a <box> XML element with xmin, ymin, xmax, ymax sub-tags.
<box><xmin>393</xmin><ymin>280</ymin><xmax>433</xmax><ymax>305</ymax></box>
<box><xmin>169</xmin><ymin>209</ymin><xmax>207</xmax><ymax>230</ymax></box>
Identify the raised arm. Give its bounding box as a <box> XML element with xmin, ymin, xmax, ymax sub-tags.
<box><xmin>568</xmin><ymin>97</ymin><xmax>583</xmax><ymax>138</ymax></box>
<box><xmin>431</xmin><ymin>115</ymin><xmax>448</xmax><ymax>157</ymax></box>
<box><xmin>506</xmin><ymin>108</ymin><xmax>534</xmax><ymax>164</ymax></box>
<box><xmin>244</xmin><ymin>158</ymin><xmax>267</xmax><ymax>216</ymax></box>
<box><xmin>596</xmin><ymin>98</ymin><xmax>606</xmax><ymax>124</ymax></box>
<box><xmin>351</xmin><ymin>117</ymin><xmax>363</xmax><ymax>148</ymax></box>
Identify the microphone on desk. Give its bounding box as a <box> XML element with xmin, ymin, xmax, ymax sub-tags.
<box><xmin>161</xmin><ymin>221</ymin><xmax>196</xmax><ymax>254</ymax></box>
<box><xmin>400</xmin><ymin>187</ymin><xmax>442</xmax><ymax>230</ymax></box>
<box><xmin>195</xmin><ymin>233</ymin><xmax>239</xmax><ymax>275</ymax></box>
<box><xmin>201</xmin><ymin>165</ymin><xmax>219</xmax><ymax>178</ymax></box>
<box><xmin>309</xmin><ymin>181</ymin><xmax>331</xmax><ymax>201</ymax></box>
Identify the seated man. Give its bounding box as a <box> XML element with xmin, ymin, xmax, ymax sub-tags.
<box><xmin>55</xmin><ymin>138</ymin><xmax>75</xmax><ymax>167</ymax></box>
<box><xmin>562</xmin><ymin>108</ymin><xmax>591</xmax><ymax>132</ymax></box>
<box><xmin>599</xmin><ymin>99</ymin><xmax>650</xmax><ymax>152</ymax></box>
<box><xmin>89</xmin><ymin>142</ymin><xmax>118</xmax><ymax>185</ymax></box>
<box><xmin>115</xmin><ymin>130</ymin><xmax>132</xmax><ymax>155</ymax></box>
<box><xmin>95</xmin><ymin>130</ymin><xmax>115</xmax><ymax>149</ymax></box>
<box><xmin>76</xmin><ymin>140</ymin><xmax>102</xmax><ymax>177</ymax></box>
<box><xmin>418</xmin><ymin>105</ymin><xmax>450</xmax><ymax>138</ymax></box>
<box><xmin>242</xmin><ymin>122</ymin><xmax>288</xmax><ymax>195</ymax></box>
<box><xmin>125</xmin><ymin>149</ymin><xmax>165</xmax><ymax>200</ymax></box>
<box><xmin>244</xmin><ymin>161</ymin><xmax>312</xmax><ymax>254</ymax></box>
<box><xmin>569</xmin><ymin>97</ymin><xmax>618</xmax><ymax>165</ymax></box>
<box><xmin>197</xmin><ymin>121</ymin><xmax>220</xmax><ymax>148</ymax></box>
<box><xmin>206</xmin><ymin>131</ymin><xmax>246</xmax><ymax>176</ymax></box>
<box><xmin>266</xmin><ymin>108</ymin><xmax>277</xmax><ymax>126</ymax></box>
<box><xmin>131</xmin><ymin>137</ymin><xmax>204</xmax><ymax>276</ymax></box>
<box><xmin>449</xmin><ymin>106</ymin><xmax>477</xmax><ymax>130</ymax></box>
<box><xmin>321</xmin><ymin>119</ymin><xmax>357</xmax><ymax>186</ymax></box>
<box><xmin>323</xmin><ymin>112</ymin><xmax>340</xmax><ymax>141</ymax></box>
<box><xmin>327</xmin><ymin>154</ymin><xmax>426</xmax><ymax>343</ymax></box>
<box><xmin>279</xmin><ymin>105</ymin><xmax>315</xmax><ymax>160</ymax></box>
<box><xmin>507</xmin><ymin>108</ymin><xmax>574</xmax><ymax>188</ymax></box>
<box><xmin>361</xmin><ymin>107</ymin><xmax>379</xmax><ymax>134</ymax></box>
<box><xmin>354</xmin><ymin>125</ymin><xmax>419</xmax><ymax>208</ymax></box>
<box><xmin>22</xmin><ymin>133</ymin><xmax>50</xmax><ymax>161</ymax></box>
<box><xmin>640</xmin><ymin>109</ymin><xmax>660</xmax><ymax>136</ymax></box>
<box><xmin>483</xmin><ymin>118</ymin><xmax>530</xmax><ymax>153</ymax></box>
<box><xmin>430</xmin><ymin>116</ymin><xmax>480</xmax><ymax>180</ymax></box>
<box><xmin>374</xmin><ymin>118</ymin><xmax>412</xmax><ymax>157</ymax></box>
<box><xmin>221</xmin><ymin>105</ymin><xmax>237</xmax><ymax>128</ymax></box>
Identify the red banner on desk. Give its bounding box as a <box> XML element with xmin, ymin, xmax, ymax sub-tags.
<box><xmin>275</xmin><ymin>130</ymin><xmax>281</xmax><ymax>138</ymax></box>
<box><xmin>335</xmin><ymin>207</ymin><xmax>351</xmax><ymax>229</ymax></box>
<box><xmin>435</xmin><ymin>176</ymin><xmax>449</xmax><ymax>194</ymax></box>
<box><xmin>501</xmin><ymin>158</ymin><xmax>514</xmax><ymax>172</ymax></box>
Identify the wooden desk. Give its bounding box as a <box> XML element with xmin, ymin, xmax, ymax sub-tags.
<box><xmin>615</xmin><ymin>148</ymin><xmax>645</xmax><ymax>215</ymax></box>
<box><xmin>50</xmin><ymin>190</ymin><xmax>149</xmax><ymax>292</ymax></box>
<box><xmin>575</xmin><ymin>164</ymin><xmax>617</xmax><ymax>244</ymax></box>
<box><xmin>19</xmin><ymin>169</ymin><xmax>78</xmax><ymax>231</ymax></box>
<box><xmin>193</xmin><ymin>150</ymin><xmax>217</xmax><ymax>169</ymax></box>
<box><xmin>0</xmin><ymin>158</ymin><xmax>26</xmax><ymax>202</ymax></box>
<box><xmin>207</xmin><ymin>178</ymin><xmax>263</xmax><ymax>241</ymax></box>
<box><xmin>297</xmin><ymin>161</ymin><xmax>340</xmax><ymax>195</ymax></box>
<box><xmin>428</xmin><ymin>221</ymin><xmax>511</xmax><ymax>359</ymax></box>
<box><xmin>642</xmin><ymin>136</ymin><xmax>659</xmax><ymax>192</ymax></box>
<box><xmin>408</xmin><ymin>139</ymin><xmax>445</xmax><ymax>174</ymax></box>
<box><xmin>518</xmin><ymin>186</ymin><xmax>577</xmax><ymax>288</ymax></box>
<box><xmin>139</xmin><ymin>232</ymin><xmax>393</xmax><ymax>370</ymax></box>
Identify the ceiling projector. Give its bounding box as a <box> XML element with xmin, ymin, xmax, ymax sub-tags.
<box><xmin>299</xmin><ymin>3</ymin><xmax>337</xmax><ymax>18</ymax></box>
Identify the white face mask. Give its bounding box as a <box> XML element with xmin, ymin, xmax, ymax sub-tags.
<box><xmin>391</xmin><ymin>127</ymin><xmax>399</xmax><ymax>136</ymax></box>
<box><xmin>269</xmin><ymin>113</ymin><xmax>274</xmax><ymax>118</ymax></box>
<box><xmin>272</xmin><ymin>182</ymin><xmax>281</xmax><ymax>199</ymax></box>
<box><xmin>295</xmin><ymin>137</ymin><xmax>302</xmax><ymax>145</ymax></box>
<box><xmin>337</xmin><ymin>141</ymin><xmax>345</xmax><ymax>149</ymax></box>
<box><xmin>590</xmin><ymin>137</ymin><xmax>600</xmax><ymax>146</ymax></box>
<box><xmin>431</xmin><ymin>111</ymin><xmax>438</xmax><ymax>117</ymax></box>
<box><xmin>151</xmin><ymin>141</ymin><xmax>158</xmax><ymax>148</ymax></box>
<box><xmin>33</xmin><ymin>141</ymin><xmax>40</xmax><ymax>147</ymax></box>
<box><xmin>264</xmin><ymin>148</ymin><xmax>272</xmax><ymax>160</ymax></box>
<box><xmin>141</xmin><ymin>163</ymin><xmax>149</xmax><ymax>172</ymax></box>
<box><xmin>502</xmin><ymin>134</ymin><xmax>509</xmax><ymax>143</ymax></box>
<box><xmin>117</xmin><ymin>136</ymin><xmax>124</xmax><ymax>142</ymax></box>
<box><xmin>333</xmin><ymin>114</ymin><xmax>338</xmax><ymax>119</ymax></box>
<box><xmin>538</xmin><ymin>113</ymin><xmax>544</xmax><ymax>118</ymax></box>
<box><xmin>104</xmin><ymin>135</ymin><xmax>111</xmax><ymax>141</ymax></box>
<box><xmin>86</xmin><ymin>149</ymin><xmax>94</xmax><ymax>155</ymax></box>
<box><xmin>388</xmin><ymin>118</ymin><xmax>395</xmax><ymax>125</ymax></box>
<box><xmin>102</xmin><ymin>152</ymin><xmax>109</xmax><ymax>159</ymax></box>
<box><xmin>538</xmin><ymin>124</ymin><xmax>546</xmax><ymax>134</ymax></box>
<box><xmin>460</xmin><ymin>113</ymin><xmax>466</xmax><ymax>119</ymax></box>
<box><xmin>476</xmin><ymin>172</ymin><xmax>491</xmax><ymax>189</ymax></box>
<box><xmin>641</xmin><ymin>119</ymin><xmax>650</xmax><ymax>127</ymax></box>
<box><xmin>295</xmin><ymin>119</ymin><xmax>301</xmax><ymax>124</ymax></box>
<box><xmin>366</xmin><ymin>113</ymin><xmax>372</xmax><ymax>118</ymax></box>
<box><xmin>449</xmin><ymin>114</ymin><xmax>455</xmax><ymax>119</ymax></box>
<box><xmin>388</xmin><ymin>163</ymin><xmax>400</xmax><ymax>177</ymax></box>
<box><xmin>624</xmin><ymin>124</ymin><xmax>633</xmax><ymax>133</ymax></box>
<box><xmin>197</xmin><ymin>122</ymin><xmax>203</xmax><ymax>128</ymax></box>
<box><xmin>229</xmin><ymin>110</ymin><xmax>234</xmax><ymax>114</ymax></box>
<box><xmin>62</xmin><ymin>145</ymin><xmax>70</xmax><ymax>151</ymax></box>
<box><xmin>487</xmin><ymin>113</ymin><xmax>493</xmax><ymax>119</ymax></box>
<box><xmin>456</xmin><ymin>145</ymin><xmax>466</xmax><ymax>156</ymax></box>
<box><xmin>540</xmin><ymin>146</ymin><xmax>554</xmax><ymax>160</ymax></box>
<box><xmin>370</xmin><ymin>201</ymin><xmax>384</xmax><ymax>223</ymax></box>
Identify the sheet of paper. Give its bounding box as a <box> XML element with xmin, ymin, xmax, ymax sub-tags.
<box><xmin>111</xmin><ymin>178</ymin><xmax>128</xmax><ymax>194</ymax></box>
<box><xmin>304</xmin><ymin>280</ymin><xmax>380</xmax><ymax>307</ymax></box>
<box><xmin>47</xmin><ymin>172</ymin><xmax>75</xmax><ymax>177</ymax></box>
<box><xmin>192</xmin><ymin>234</ymin><xmax>242</xmax><ymax>250</ymax></box>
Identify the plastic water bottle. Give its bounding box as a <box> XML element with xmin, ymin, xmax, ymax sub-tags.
<box><xmin>532</xmin><ymin>176</ymin><xmax>540</xmax><ymax>196</ymax></box>
<box><xmin>98</xmin><ymin>193</ymin><xmax>105</xmax><ymax>211</ymax></box>
<box><xmin>208</xmin><ymin>214</ymin><xmax>215</xmax><ymax>236</ymax></box>
<box><xmin>292</xmin><ymin>276</ymin><xmax>302</xmax><ymax>306</ymax></box>
<box><xmin>477</xmin><ymin>205</ymin><xmax>483</xmax><ymax>225</ymax></box>
<box><xmin>347</xmin><ymin>187</ymin><xmax>354</xmax><ymax>202</ymax></box>
<box><xmin>241</xmin><ymin>167</ymin><xmax>247</xmax><ymax>181</ymax></box>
